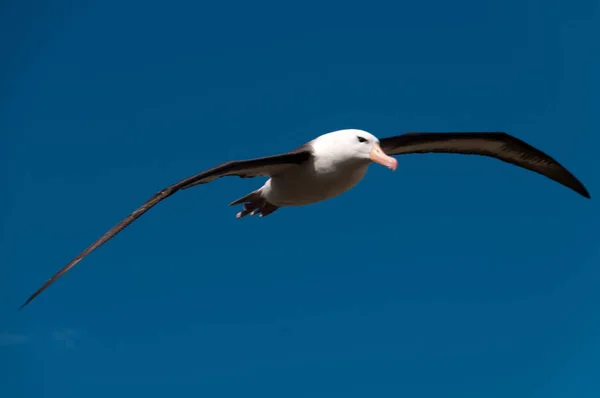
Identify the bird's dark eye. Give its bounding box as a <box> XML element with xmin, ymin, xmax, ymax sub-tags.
<box><xmin>357</xmin><ymin>136</ymin><xmax>368</xmax><ymax>143</ymax></box>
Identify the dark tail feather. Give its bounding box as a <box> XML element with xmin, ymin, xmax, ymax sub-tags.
<box><xmin>229</xmin><ymin>190</ymin><xmax>260</xmax><ymax>206</ymax></box>
<box><xmin>229</xmin><ymin>190</ymin><xmax>279</xmax><ymax>218</ymax></box>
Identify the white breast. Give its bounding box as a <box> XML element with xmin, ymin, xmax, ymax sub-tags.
<box><xmin>263</xmin><ymin>158</ymin><xmax>369</xmax><ymax>207</ymax></box>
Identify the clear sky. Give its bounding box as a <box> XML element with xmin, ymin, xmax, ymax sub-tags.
<box><xmin>1</xmin><ymin>0</ymin><xmax>599</xmax><ymax>397</ymax></box>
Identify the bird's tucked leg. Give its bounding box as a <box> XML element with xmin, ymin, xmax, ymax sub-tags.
<box><xmin>229</xmin><ymin>191</ymin><xmax>279</xmax><ymax>219</ymax></box>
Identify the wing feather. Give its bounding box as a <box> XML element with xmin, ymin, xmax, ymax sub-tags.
<box><xmin>379</xmin><ymin>132</ymin><xmax>590</xmax><ymax>198</ymax></box>
<box><xmin>19</xmin><ymin>147</ymin><xmax>312</xmax><ymax>309</ymax></box>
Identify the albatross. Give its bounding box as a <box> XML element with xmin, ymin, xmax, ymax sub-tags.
<box><xmin>19</xmin><ymin>129</ymin><xmax>590</xmax><ymax>309</ymax></box>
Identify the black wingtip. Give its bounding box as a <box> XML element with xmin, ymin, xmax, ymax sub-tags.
<box><xmin>18</xmin><ymin>296</ymin><xmax>34</xmax><ymax>311</ymax></box>
<box><xmin>564</xmin><ymin>174</ymin><xmax>591</xmax><ymax>199</ymax></box>
<box><xmin>18</xmin><ymin>287</ymin><xmax>44</xmax><ymax>311</ymax></box>
<box><xmin>580</xmin><ymin>187</ymin><xmax>591</xmax><ymax>199</ymax></box>
<box><xmin>568</xmin><ymin>182</ymin><xmax>590</xmax><ymax>199</ymax></box>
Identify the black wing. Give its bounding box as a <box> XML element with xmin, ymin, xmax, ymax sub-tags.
<box><xmin>379</xmin><ymin>132</ymin><xmax>590</xmax><ymax>198</ymax></box>
<box><xmin>19</xmin><ymin>146</ymin><xmax>312</xmax><ymax>309</ymax></box>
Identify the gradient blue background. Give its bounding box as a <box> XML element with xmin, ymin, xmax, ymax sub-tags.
<box><xmin>1</xmin><ymin>0</ymin><xmax>599</xmax><ymax>396</ymax></box>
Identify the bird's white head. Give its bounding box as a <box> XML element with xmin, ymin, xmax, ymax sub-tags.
<box><xmin>311</xmin><ymin>129</ymin><xmax>398</xmax><ymax>171</ymax></box>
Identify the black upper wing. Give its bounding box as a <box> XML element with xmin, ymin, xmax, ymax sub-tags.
<box><xmin>19</xmin><ymin>146</ymin><xmax>312</xmax><ymax>309</ymax></box>
<box><xmin>379</xmin><ymin>132</ymin><xmax>590</xmax><ymax>198</ymax></box>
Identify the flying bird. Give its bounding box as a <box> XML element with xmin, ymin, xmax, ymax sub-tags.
<box><xmin>19</xmin><ymin>129</ymin><xmax>590</xmax><ymax>309</ymax></box>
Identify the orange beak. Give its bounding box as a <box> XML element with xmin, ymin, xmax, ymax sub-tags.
<box><xmin>369</xmin><ymin>143</ymin><xmax>397</xmax><ymax>171</ymax></box>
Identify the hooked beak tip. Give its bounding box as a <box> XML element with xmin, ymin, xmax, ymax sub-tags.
<box><xmin>370</xmin><ymin>144</ymin><xmax>397</xmax><ymax>171</ymax></box>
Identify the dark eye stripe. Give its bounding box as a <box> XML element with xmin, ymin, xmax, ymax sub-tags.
<box><xmin>357</xmin><ymin>136</ymin><xmax>368</xmax><ymax>143</ymax></box>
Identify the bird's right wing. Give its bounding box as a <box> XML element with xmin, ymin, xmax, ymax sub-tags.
<box><xmin>19</xmin><ymin>145</ymin><xmax>313</xmax><ymax>309</ymax></box>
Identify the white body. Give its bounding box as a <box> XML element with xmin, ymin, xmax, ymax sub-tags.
<box><xmin>232</xmin><ymin>129</ymin><xmax>398</xmax><ymax>218</ymax></box>
<box><xmin>262</xmin><ymin>159</ymin><xmax>370</xmax><ymax>206</ymax></box>
<box><xmin>261</xmin><ymin>129</ymin><xmax>381</xmax><ymax>206</ymax></box>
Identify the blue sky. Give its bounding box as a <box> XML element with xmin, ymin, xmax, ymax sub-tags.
<box><xmin>1</xmin><ymin>0</ymin><xmax>599</xmax><ymax>396</ymax></box>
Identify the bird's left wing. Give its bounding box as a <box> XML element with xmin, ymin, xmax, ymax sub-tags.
<box><xmin>19</xmin><ymin>146</ymin><xmax>312</xmax><ymax>309</ymax></box>
<box><xmin>379</xmin><ymin>132</ymin><xmax>590</xmax><ymax>198</ymax></box>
